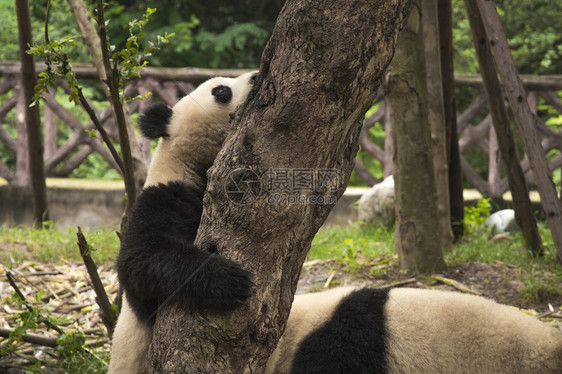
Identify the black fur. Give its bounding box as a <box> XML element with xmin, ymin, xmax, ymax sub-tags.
<box><xmin>211</xmin><ymin>85</ymin><xmax>232</xmax><ymax>104</ymax></box>
<box><xmin>139</xmin><ymin>103</ymin><xmax>173</xmax><ymax>139</ymax></box>
<box><xmin>117</xmin><ymin>181</ymin><xmax>252</xmax><ymax>325</ymax></box>
<box><xmin>290</xmin><ymin>288</ymin><xmax>389</xmax><ymax>374</ymax></box>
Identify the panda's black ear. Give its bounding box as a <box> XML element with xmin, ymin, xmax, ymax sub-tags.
<box><xmin>139</xmin><ymin>103</ymin><xmax>173</xmax><ymax>139</ymax></box>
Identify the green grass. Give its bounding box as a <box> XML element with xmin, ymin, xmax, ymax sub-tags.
<box><xmin>308</xmin><ymin>222</ymin><xmax>394</xmax><ymax>261</ymax></box>
<box><xmin>445</xmin><ymin>223</ymin><xmax>560</xmax><ymax>270</ymax></box>
<box><xmin>0</xmin><ymin>225</ymin><xmax>119</xmax><ymax>266</ymax></box>
<box><xmin>310</xmin><ymin>218</ymin><xmax>562</xmax><ymax>304</ymax></box>
<box><xmin>445</xmin><ymin>222</ymin><xmax>562</xmax><ymax>303</ymax></box>
<box><xmin>53</xmin><ymin>348</ymin><xmax>109</xmax><ymax>374</ymax></box>
<box><xmin>1</xmin><ymin>211</ymin><xmax>561</xmax><ymax>305</ymax></box>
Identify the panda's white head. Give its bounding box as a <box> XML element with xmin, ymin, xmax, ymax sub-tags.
<box><xmin>140</xmin><ymin>71</ymin><xmax>258</xmax><ymax>188</ymax></box>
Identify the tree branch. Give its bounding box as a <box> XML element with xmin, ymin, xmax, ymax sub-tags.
<box><xmin>6</xmin><ymin>272</ymin><xmax>64</xmax><ymax>335</ymax></box>
<box><xmin>0</xmin><ymin>160</ymin><xmax>15</xmax><ymax>182</ymax></box>
<box><xmin>0</xmin><ymin>95</ymin><xmax>18</xmax><ymax>153</ymax></box>
<box><xmin>0</xmin><ymin>327</ymin><xmax>58</xmax><ymax>348</ymax></box>
<box><xmin>94</xmin><ymin>0</ymin><xmax>137</xmax><ymax>226</ymax></box>
<box><xmin>77</xmin><ymin>89</ymin><xmax>124</xmax><ymax>172</ymax></box>
<box><xmin>354</xmin><ymin>159</ymin><xmax>378</xmax><ymax>187</ymax></box>
<box><xmin>54</xmin><ymin>145</ymin><xmax>93</xmax><ymax>176</ymax></box>
<box><xmin>76</xmin><ymin>227</ymin><xmax>117</xmax><ymax>337</ymax></box>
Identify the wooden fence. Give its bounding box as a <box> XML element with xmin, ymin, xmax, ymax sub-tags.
<box><xmin>1</xmin><ymin>60</ymin><xmax>561</xmax><ymax>200</ymax></box>
<box><xmin>356</xmin><ymin>75</ymin><xmax>562</xmax><ymax>199</ymax></box>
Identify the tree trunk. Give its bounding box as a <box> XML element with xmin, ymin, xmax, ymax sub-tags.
<box><xmin>383</xmin><ymin>100</ymin><xmax>394</xmax><ymax>177</ymax></box>
<box><xmin>385</xmin><ymin>0</ymin><xmax>446</xmax><ymax>273</ymax></box>
<box><xmin>150</xmin><ymin>0</ymin><xmax>411</xmax><ymax>372</ymax></box>
<box><xmin>421</xmin><ymin>0</ymin><xmax>454</xmax><ymax>247</ymax></box>
<box><xmin>13</xmin><ymin>85</ymin><xmax>29</xmax><ymax>187</ymax></box>
<box><xmin>438</xmin><ymin>0</ymin><xmax>464</xmax><ymax>239</ymax></box>
<box><xmin>465</xmin><ymin>0</ymin><xmax>542</xmax><ymax>255</ymax></box>
<box><xmin>44</xmin><ymin>90</ymin><xmax>58</xmax><ymax>163</ymax></box>
<box><xmin>15</xmin><ymin>0</ymin><xmax>49</xmax><ymax>226</ymax></box>
<box><xmin>488</xmin><ymin>125</ymin><xmax>501</xmax><ymax>199</ymax></box>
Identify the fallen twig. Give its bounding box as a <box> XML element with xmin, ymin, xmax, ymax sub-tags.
<box><xmin>6</xmin><ymin>271</ymin><xmax>64</xmax><ymax>335</ymax></box>
<box><xmin>0</xmin><ymin>327</ymin><xmax>57</xmax><ymax>347</ymax></box>
<box><xmin>323</xmin><ymin>271</ymin><xmax>336</xmax><ymax>289</ymax></box>
<box><xmin>377</xmin><ymin>278</ymin><xmax>418</xmax><ymax>290</ymax></box>
<box><xmin>432</xmin><ymin>275</ymin><xmax>482</xmax><ymax>296</ymax></box>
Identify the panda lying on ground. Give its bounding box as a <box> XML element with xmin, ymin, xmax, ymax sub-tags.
<box><xmin>108</xmin><ymin>71</ymin><xmax>257</xmax><ymax>374</ymax></box>
<box><xmin>265</xmin><ymin>286</ymin><xmax>562</xmax><ymax>374</ymax></box>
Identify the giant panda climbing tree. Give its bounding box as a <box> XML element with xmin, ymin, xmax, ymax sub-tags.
<box><xmin>149</xmin><ymin>0</ymin><xmax>411</xmax><ymax>372</ymax></box>
<box><xmin>147</xmin><ymin>0</ymin><xmax>562</xmax><ymax>372</ymax></box>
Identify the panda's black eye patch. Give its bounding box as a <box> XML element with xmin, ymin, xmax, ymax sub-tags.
<box><xmin>212</xmin><ymin>85</ymin><xmax>232</xmax><ymax>104</ymax></box>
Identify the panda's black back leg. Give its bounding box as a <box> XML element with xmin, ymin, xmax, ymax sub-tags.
<box><xmin>290</xmin><ymin>288</ymin><xmax>389</xmax><ymax>374</ymax></box>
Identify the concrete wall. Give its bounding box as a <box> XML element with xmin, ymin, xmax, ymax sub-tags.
<box><xmin>4</xmin><ymin>185</ymin><xmax>531</xmax><ymax>230</ymax></box>
<box><xmin>0</xmin><ymin>186</ymin><xmax>125</xmax><ymax>229</ymax></box>
<box><xmin>0</xmin><ymin>186</ymin><xmax>365</xmax><ymax>229</ymax></box>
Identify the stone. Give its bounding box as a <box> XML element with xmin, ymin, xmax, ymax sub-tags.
<box><xmin>357</xmin><ymin>176</ymin><xmax>395</xmax><ymax>227</ymax></box>
<box><xmin>485</xmin><ymin>209</ymin><xmax>520</xmax><ymax>234</ymax></box>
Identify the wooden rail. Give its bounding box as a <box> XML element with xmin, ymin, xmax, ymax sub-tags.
<box><xmin>1</xmin><ymin>60</ymin><xmax>562</xmax><ymax>201</ymax></box>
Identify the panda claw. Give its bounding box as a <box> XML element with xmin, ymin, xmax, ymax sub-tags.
<box><xmin>185</xmin><ymin>256</ymin><xmax>253</xmax><ymax>310</ymax></box>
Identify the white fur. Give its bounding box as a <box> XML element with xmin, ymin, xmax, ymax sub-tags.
<box><xmin>144</xmin><ymin>72</ymin><xmax>256</xmax><ymax>188</ymax></box>
<box><xmin>109</xmin><ymin>72</ymin><xmax>256</xmax><ymax>374</ymax></box>
<box><xmin>108</xmin><ymin>295</ymin><xmax>151</xmax><ymax>374</ymax></box>
<box><xmin>266</xmin><ymin>287</ymin><xmax>562</xmax><ymax>374</ymax></box>
<box><xmin>385</xmin><ymin>288</ymin><xmax>562</xmax><ymax>373</ymax></box>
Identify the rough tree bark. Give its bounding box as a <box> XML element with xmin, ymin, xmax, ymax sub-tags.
<box><xmin>15</xmin><ymin>0</ymin><xmax>49</xmax><ymax>226</ymax></box>
<box><xmin>150</xmin><ymin>0</ymin><xmax>411</xmax><ymax>372</ymax></box>
<box><xmin>421</xmin><ymin>0</ymin><xmax>454</xmax><ymax>247</ymax></box>
<box><xmin>13</xmin><ymin>85</ymin><xmax>29</xmax><ymax>187</ymax></box>
<box><xmin>438</xmin><ymin>0</ymin><xmax>464</xmax><ymax>239</ymax></box>
<box><xmin>384</xmin><ymin>100</ymin><xmax>394</xmax><ymax>177</ymax></box>
<box><xmin>43</xmin><ymin>90</ymin><xmax>57</xmax><ymax>163</ymax></box>
<box><xmin>385</xmin><ymin>0</ymin><xmax>446</xmax><ymax>273</ymax></box>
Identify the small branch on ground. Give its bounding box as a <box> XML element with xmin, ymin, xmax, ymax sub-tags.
<box><xmin>377</xmin><ymin>278</ymin><xmax>418</xmax><ymax>290</ymax></box>
<box><xmin>6</xmin><ymin>271</ymin><xmax>64</xmax><ymax>335</ymax></box>
<box><xmin>432</xmin><ymin>275</ymin><xmax>482</xmax><ymax>295</ymax></box>
<box><xmin>0</xmin><ymin>327</ymin><xmax>57</xmax><ymax>347</ymax></box>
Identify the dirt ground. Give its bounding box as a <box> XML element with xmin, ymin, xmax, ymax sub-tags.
<box><xmin>297</xmin><ymin>256</ymin><xmax>562</xmax><ymax>313</ymax></box>
<box><xmin>1</xmin><ymin>253</ymin><xmax>561</xmax><ymax>371</ymax></box>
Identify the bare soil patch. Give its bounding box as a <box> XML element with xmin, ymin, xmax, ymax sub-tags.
<box><xmin>298</xmin><ymin>256</ymin><xmax>562</xmax><ymax>313</ymax></box>
<box><xmin>0</xmin><ymin>256</ymin><xmax>561</xmax><ymax>371</ymax></box>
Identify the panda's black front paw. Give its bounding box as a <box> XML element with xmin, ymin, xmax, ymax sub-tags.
<box><xmin>189</xmin><ymin>256</ymin><xmax>253</xmax><ymax>310</ymax></box>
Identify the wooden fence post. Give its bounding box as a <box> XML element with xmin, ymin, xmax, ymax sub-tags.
<box><xmin>476</xmin><ymin>0</ymin><xmax>558</xmax><ymax>260</ymax></box>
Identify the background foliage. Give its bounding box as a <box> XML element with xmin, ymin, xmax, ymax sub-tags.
<box><xmin>0</xmin><ymin>0</ymin><xmax>561</xmax><ymax>182</ymax></box>
<box><xmin>2</xmin><ymin>0</ymin><xmax>559</xmax><ymax>71</ymax></box>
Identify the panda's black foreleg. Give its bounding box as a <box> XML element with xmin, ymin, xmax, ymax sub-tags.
<box><xmin>117</xmin><ymin>181</ymin><xmax>253</xmax><ymax>323</ymax></box>
<box><xmin>119</xmin><ymin>241</ymin><xmax>252</xmax><ymax>322</ymax></box>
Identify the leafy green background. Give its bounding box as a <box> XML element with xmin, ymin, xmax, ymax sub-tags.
<box><xmin>0</xmin><ymin>0</ymin><xmax>561</xmax><ymax>181</ymax></box>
